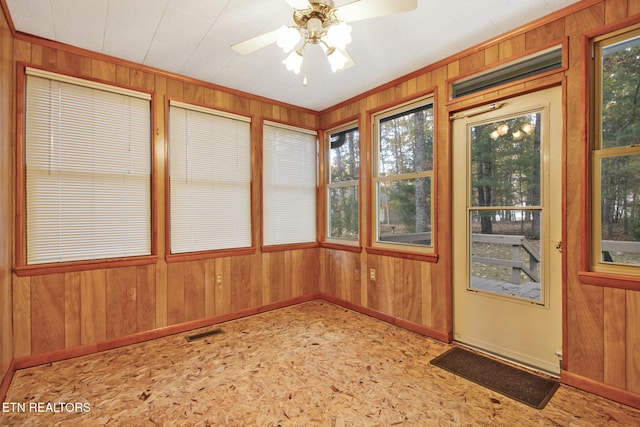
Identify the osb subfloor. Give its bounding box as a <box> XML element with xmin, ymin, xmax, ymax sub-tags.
<box><xmin>2</xmin><ymin>301</ymin><xmax>639</xmax><ymax>426</ymax></box>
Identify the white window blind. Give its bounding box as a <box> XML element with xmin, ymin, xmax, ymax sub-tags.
<box><xmin>25</xmin><ymin>70</ymin><xmax>152</xmax><ymax>264</ymax></box>
<box><xmin>169</xmin><ymin>101</ymin><xmax>252</xmax><ymax>253</ymax></box>
<box><xmin>263</xmin><ymin>122</ymin><xmax>317</xmax><ymax>246</ymax></box>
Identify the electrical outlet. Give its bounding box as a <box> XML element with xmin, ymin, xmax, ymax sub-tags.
<box><xmin>369</xmin><ymin>268</ymin><xmax>376</xmax><ymax>281</ymax></box>
<box><xmin>216</xmin><ymin>273</ymin><xmax>223</xmax><ymax>285</ymax></box>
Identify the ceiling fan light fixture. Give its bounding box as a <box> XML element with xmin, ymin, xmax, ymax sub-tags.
<box><xmin>276</xmin><ymin>26</ymin><xmax>301</xmax><ymax>53</ymax></box>
<box><xmin>283</xmin><ymin>49</ymin><xmax>305</xmax><ymax>74</ymax></box>
<box><xmin>324</xmin><ymin>46</ymin><xmax>348</xmax><ymax>72</ymax></box>
<box><xmin>327</xmin><ymin>22</ymin><xmax>352</xmax><ymax>49</ymax></box>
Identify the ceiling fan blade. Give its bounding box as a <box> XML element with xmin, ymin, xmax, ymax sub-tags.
<box><xmin>284</xmin><ymin>0</ymin><xmax>310</xmax><ymax>8</ymax></box>
<box><xmin>231</xmin><ymin>29</ymin><xmax>280</xmax><ymax>55</ymax></box>
<box><xmin>335</xmin><ymin>0</ymin><xmax>417</xmax><ymax>23</ymax></box>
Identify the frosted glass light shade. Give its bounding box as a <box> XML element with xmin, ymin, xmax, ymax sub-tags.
<box><xmin>276</xmin><ymin>26</ymin><xmax>301</xmax><ymax>53</ymax></box>
<box><xmin>283</xmin><ymin>50</ymin><xmax>304</xmax><ymax>74</ymax></box>
<box><xmin>327</xmin><ymin>22</ymin><xmax>352</xmax><ymax>49</ymax></box>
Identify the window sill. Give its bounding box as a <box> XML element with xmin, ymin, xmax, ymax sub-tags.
<box><xmin>367</xmin><ymin>247</ymin><xmax>439</xmax><ymax>263</ymax></box>
<box><xmin>14</xmin><ymin>255</ymin><xmax>158</xmax><ymax>277</ymax></box>
<box><xmin>320</xmin><ymin>242</ymin><xmax>362</xmax><ymax>253</ymax></box>
<box><xmin>578</xmin><ymin>271</ymin><xmax>640</xmax><ymax>291</ymax></box>
<box><xmin>261</xmin><ymin>242</ymin><xmax>320</xmax><ymax>253</ymax></box>
<box><xmin>166</xmin><ymin>247</ymin><xmax>257</xmax><ymax>263</ymax></box>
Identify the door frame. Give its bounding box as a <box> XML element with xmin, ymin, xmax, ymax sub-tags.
<box><xmin>449</xmin><ymin>84</ymin><xmax>566</xmax><ymax>375</ymax></box>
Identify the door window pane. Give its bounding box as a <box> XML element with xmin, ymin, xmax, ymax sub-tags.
<box><xmin>470</xmin><ymin>209</ymin><xmax>542</xmax><ymax>302</ymax></box>
<box><xmin>470</xmin><ymin>113</ymin><xmax>541</xmax><ymax>208</ymax></box>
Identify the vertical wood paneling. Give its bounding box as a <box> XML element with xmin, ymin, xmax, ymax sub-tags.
<box><xmin>403</xmin><ymin>259</ymin><xmax>422</xmax><ymax>325</ymax></box>
<box><xmin>498</xmin><ymin>34</ymin><xmax>526</xmax><ymax>60</ymax></box>
<box><xmin>214</xmin><ymin>257</ymin><xmax>232</xmax><ymax>315</ymax></box>
<box><xmin>106</xmin><ymin>267</ymin><xmax>138</xmax><ymax>339</ymax></box>
<box><xmin>421</xmin><ymin>262</ymin><xmax>433</xmax><ymax>328</ymax></box>
<box><xmin>628</xmin><ymin>291</ymin><xmax>640</xmax><ymax>393</ymax></box>
<box><xmin>564</xmin><ymin>1</ymin><xmax>605</xmax><ymax>383</ymax></box>
<box><xmin>604</xmin><ymin>288</ymin><xmax>626</xmax><ymax>388</ymax></box>
<box><xmin>166</xmin><ymin>262</ymin><xmax>185</xmax><ymax>325</ymax></box>
<box><xmin>80</xmin><ymin>270</ymin><xmax>107</xmax><ymax>345</ymax></box>
<box><xmin>184</xmin><ymin>260</ymin><xmax>206</xmax><ymax>322</ymax></box>
<box><xmin>525</xmin><ymin>19</ymin><xmax>566</xmax><ymax>49</ymax></box>
<box><xmin>12</xmin><ymin>275</ymin><xmax>31</xmax><ymax>357</ymax></box>
<box><xmin>204</xmin><ymin>259</ymin><xmax>216</xmax><ymax>317</ymax></box>
<box><xmin>292</xmin><ymin>249</ymin><xmax>318</xmax><ymax>297</ymax></box>
<box><xmin>91</xmin><ymin>58</ymin><xmax>116</xmax><ymax>81</ymax></box>
<box><xmin>64</xmin><ymin>272</ymin><xmax>81</xmax><ymax>348</ymax></box>
<box><xmin>230</xmin><ymin>254</ymin><xmax>254</xmax><ymax>312</ymax></box>
<box><xmin>56</xmin><ymin>50</ymin><xmax>91</xmax><ymax>77</ymax></box>
<box><xmin>5</xmin><ymin>1</ymin><xmax>640</xmax><ymax>409</ymax></box>
<box><xmin>605</xmin><ymin>0</ymin><xmax>628</xmax><ymax>22</ymax></box>
<box><xmin>31</xmin><ymin>274</ymin><xmax>65</xmax><ymax>354</ymax></box>
<box><xmin>155</xmin><ymin>259</ymin><xmax>168</xmax><ymax>328</ymax></box>
<box><xmin>136</xmin><ymin>264</ymin><xmax>156</xmax><ymax>332</ymax></box>
<box><xmin>458</xmin><ymin>51</ymin><xmax>485</xmax><ymax>76</ymax></box>
<box><xmin>0</xmin><ymin>9</ymin><xmax>13</xmax><ymax>379</ymax></box>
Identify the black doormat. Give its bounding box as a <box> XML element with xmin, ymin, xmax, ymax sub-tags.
<box><xmin>430</xmin><ymin>347</ymin><xmax>559</xmax><ymax>409</ymax></box>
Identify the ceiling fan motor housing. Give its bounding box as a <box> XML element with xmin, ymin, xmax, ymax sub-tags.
<box><xmin>293</xmin><ymin>0</ymin><xmax>339</xmax><ymax>30</ymax></box>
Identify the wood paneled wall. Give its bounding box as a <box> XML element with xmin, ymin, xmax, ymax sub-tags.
<box><xmin>8</xmin><ymin>32</ymin><xmax>320</xmax><ymax>359</ymax></box>
<box><xmin>0</xmin><ymin>2</ymin><xmax>14</xmax><ymax>388</ymax></box>
<box><xmin>2</xmin><ymin>0</ymin><xmax>640</xmax><ymax>409</ymax></box>
<box><xmin>319</xmin><ymin>0</ymin><xmax>640</xmax><ymax>406</ymax></box>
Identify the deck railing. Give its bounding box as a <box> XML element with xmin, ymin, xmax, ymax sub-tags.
<box><xmin>471</xmin><ymin>234</ymin><xmax>540</xmax><ymax>284</ymax></box>
<box><xmin>380</xmin><ymin>231</ymin><xmax>541</xmax><ymax>285</ymax></box>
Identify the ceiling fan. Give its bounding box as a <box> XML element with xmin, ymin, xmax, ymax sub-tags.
<box><xmin>231</xmin><ymin>0</ymin><xmax>417</xmax><ymax>81</ymax></box>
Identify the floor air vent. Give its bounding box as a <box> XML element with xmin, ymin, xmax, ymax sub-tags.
<box><xmin>185</xmin><ymin>328</ymin><xmax>224</xmax><ymax>342</ymax></box>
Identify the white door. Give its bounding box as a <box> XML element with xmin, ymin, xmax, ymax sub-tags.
<box><xmin>452</xmin><ymin>86</ymin><xmax>563</xmax><ymax>375</ymax></box>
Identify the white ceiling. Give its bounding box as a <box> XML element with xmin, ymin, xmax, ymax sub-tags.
<box><xmin>5</xmin><ymin>0</ymin><xmax>581</xmax><ymax>111</ymax></box>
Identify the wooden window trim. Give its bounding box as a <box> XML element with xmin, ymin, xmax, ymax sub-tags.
<box><xmin>579</xmin><ymin>20</ymin><xmax>640</xmax><ymax>290</ymax></box>
<box><xmin>14</xmin><ymin>64</ymin><xmax>158</xmax><ymax>276</ymax></box>
<box><xmin>164</xmin><ymin>98</ymin><xmax>256</xmax><ymax>258</ymax></box>
<box><xmin>323</xmin><ymin>120</ymin><xmax>362</xmax><ymax>247</ymax></box>
<box><xmin>367</xmin><ymin>90</ymin><xmax>439</xmax><ymax>261</ymax></box>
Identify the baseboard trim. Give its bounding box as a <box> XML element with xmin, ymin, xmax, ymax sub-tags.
<box><xmin>320</xmin><ymin>293</ymin><xmax>452</xmax><ymax>343</ymax></box>
<box><xmin>11</xmin><ymin>294</ymin><xmax>320</xmax><ymax>374</ymax></box>
<box><xmin>561</xmin><ymin>370</ymin><xmax>640</xmax><ymax>409</ymax></box>
<box><xmin>6</xmin><ymin>294</ymin><xmax>639</xmax><ymax>412</ymax></box>
<box><xmin>0</xmin><ymin>359</ymin><xmax>16</xmax><ymax>402</ymax></box>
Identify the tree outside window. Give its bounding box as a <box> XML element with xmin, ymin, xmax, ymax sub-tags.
<box><xmin>327</xmin><ymin>125</ymin><xmax>359</xmax><ymax>242</ymax></box>
<box><xmin>593</xmin><ymin>26</ymin><xmax>640</xmax><ymax>271</ymax></box>
<box><xmin>373</xmin><ymin>99</ymin><xmax>434</xmax><ymax>249</ymax></box>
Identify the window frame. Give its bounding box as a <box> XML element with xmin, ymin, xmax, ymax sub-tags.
<box><xmin>165</xmin><ymin>99</ymin><xmax>255</xmax><ymax>262</ymax></box>
<box><xmin>580</xmin><ymin>22</ymin><xmax>640</xmax><ymax>290</ymax></box>
<box><xmin>15</xmin><ymin>65</ymin><xmax>156</xmax><ymax>276</ymax></box>
<box><xmin>323</xmin><ymin>121</ymin><xmax>361</xmax><ymax>249</ymax></box>
<box><xmin>262</xmin><ymin>120</ymin><xmax>319</xmax><ymax>251</ymax></box>
<box><xmin>369</xmin><ymin>94</ymin><xmax>438</xmax><ymax>261</ymax></box>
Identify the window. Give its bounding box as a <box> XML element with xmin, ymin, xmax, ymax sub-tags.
<box><xmin>372</xmin><ymin>97</ymin><xmax>434</xmax><ymax>251</ymax></box>
<box><xmin>263</xmin><ymin>122</ymin><xmax>317</xmax><ymax>246</ymax></box>
<box><xmin>451</xmin><ymin>45</ymin><xmax>563</xmax><ymax>99</ymax></box>
<box><xmin>22</xmin><ymin>68</ymin><xmax>152</xmax><ymax>265</ymax></box>
<box><xmin>591</xmin><ymin>26</ymin><xmax>640</xmax><ymax>276</ymax></box>
<box><xmin>168</xmin><ymin>101</ymin><xmax>252</xmax><ymax>255</ymax></box>
<box><xmin>326</xmin><ymin>124</ymin><xmax>359</xmax><ymax>243</ymax></box>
